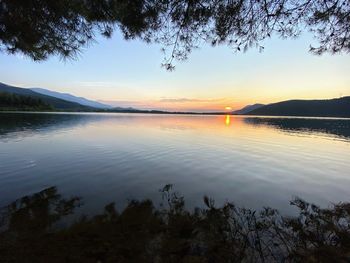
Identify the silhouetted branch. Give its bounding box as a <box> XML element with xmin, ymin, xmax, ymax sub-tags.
<box><xmin>0</xmin><ymin>0</ymin><xmax>349</xmax><ymax>69</ymax></box>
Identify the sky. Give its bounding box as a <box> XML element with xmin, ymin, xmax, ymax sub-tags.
<box><xmin>0</xmin><ymin>31</ymin><xmax>349</xmax><ymax>112</ymax></box>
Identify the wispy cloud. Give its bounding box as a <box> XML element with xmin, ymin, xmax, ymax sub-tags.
<box><xmin>76</xmin><ymin>81</ymin><xmax>115</xmax><ymax>88</ymax></box>
<box><xmin>159</xmin><ymin>97</ymin><xmax>224</xmax><ymax>103</ymax></box>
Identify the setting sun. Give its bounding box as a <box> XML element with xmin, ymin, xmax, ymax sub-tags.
<box><xmin>225</xmin><ymin>106</ymin><xmax>232</xmax><ymax>110</ymax></box>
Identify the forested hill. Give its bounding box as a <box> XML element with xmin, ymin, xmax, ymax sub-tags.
<box><xmin>247</xmin><ymin>97</ymin><xmax>350</xmax><ymax>118</ymax></box>
<box><xmin>0</xmin><ymin>92</ymin><xmax>53</xmax><ymax>111</ymax></box>
<box><xmin>0</xmin><ymin>82</ymin><xmax>94</xmax><ymax>111</ymax></box>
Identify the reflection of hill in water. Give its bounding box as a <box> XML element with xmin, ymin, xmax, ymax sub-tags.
<box><xmin>244</xmin><ymin>117</ymin><xmax>350</xmax><ymax>140</ymax></box>
<box><xmin>0</xmin><ymin>113</ymin><xmax>93</xmax><ymax>140</ymax></box>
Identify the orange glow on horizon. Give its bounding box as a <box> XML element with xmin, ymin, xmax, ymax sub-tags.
<box><xmin>98</xmin><ymin>97</ymin><xmax>256</xmax><ymax>112</ymax></box>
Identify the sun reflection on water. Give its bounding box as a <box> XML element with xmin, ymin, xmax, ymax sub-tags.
<box><xmin>225</xmin><ymin>115</ymin><xmax>231</xmax><ymax>126</ymax></box>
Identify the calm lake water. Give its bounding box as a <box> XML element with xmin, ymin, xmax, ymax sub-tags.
<box><xmin>0</xmin><ymin>112</ymin><xmax>350</xmax><ymax>215</ymax></box>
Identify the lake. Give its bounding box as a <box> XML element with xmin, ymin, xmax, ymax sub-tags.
<box><xmin>0</xmin><ymin>112</ymin><xmax>350</xmax><ymax>215</ymax></box>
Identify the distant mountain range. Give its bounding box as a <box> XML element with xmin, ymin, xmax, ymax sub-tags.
<box><xmin>30</xmin><ymin>88</ymin><xmax>112</xmax><ymax>109</ymax></box>
<box><xmin>237</xmin><ymin>97</ymin><xmax>350</xmax><ymax>118</ymax></box>
<box><xmin>232</xmin><ymin>104</ymin><xmax>264</xmax><ymax>115</ymax></box>
<box><xmin>1</xmin><ymin>82</ymin><xmax>350</xmax><ymax>117</ymax></box>
<box><xmin>0</xmin><ymin>82</ymin><xmax>94</xmax><ymax>111</ymax></box>
<box><xmin>0</xmin><ymin>82</ymin><xmax>164</xmax><ymax>113</ymax></box>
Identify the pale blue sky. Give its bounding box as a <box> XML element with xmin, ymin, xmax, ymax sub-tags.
<box><xmin>1</xmin><ymin>31</ymin><xmax>349</xmax><ymax>111</ymax></box>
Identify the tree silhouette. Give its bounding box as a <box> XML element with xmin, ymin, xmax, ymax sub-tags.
<box><xmin>1</xmin><ymin>185</ymin><xmax>350</xmax><ymax>262</ymax></box>
<box><xmin>0</xmin><ymin>0</ymin><xmax>349</xmax><ymax>69</ymax></box>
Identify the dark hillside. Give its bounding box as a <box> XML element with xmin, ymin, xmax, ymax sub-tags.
<box><xmin>0</xmin><ymin>82</ymin><xmax>94</xmax><ymax>111</ymax></box>
<box><xmin>0</xmin><ymin>92</ymin><xmax>53</xmax><ymax>111</ymax></box>
<box><xmin>247</xmin><ymin>97</ymin><xmax>350</xmax><ymax>118</ymax></box>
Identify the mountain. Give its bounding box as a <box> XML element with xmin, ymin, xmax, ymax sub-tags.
<box><xmin>30</xmin><ymin>88</ymin><xmax>112</xmax><ymax>109</ymax></box>
<box><xmin>246</xmin><ymin>97</ymin><xmax>350</xmax><ymax>118</ymax></box>
<box><xmin>0</xmin><ymin>82</ymin><xmax>93</xmax><ymax>111</ymax></box>
<box><xmin>232</xmin><ymin>104</ymin><xmax>264</xmax><ymax>115</ymax></box>
<box><xmin>0</xmin><ymin>92</ymin><xmax>53</xmax><ymax>111</ymax></box>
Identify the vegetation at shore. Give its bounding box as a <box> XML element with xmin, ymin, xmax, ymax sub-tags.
<box><xmin>0</xmin><ymin>92</ymin><xmax>53</xmax><ymax>111</ymax></box>
<box><xmin>1</xmin><ymin>185</ymin><xmax>349</xmax><ymax>262</ymax></box>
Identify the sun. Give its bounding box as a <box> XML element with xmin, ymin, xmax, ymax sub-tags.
<box><xmin>224</xmin><ymin>106</ymin><xmax>232</xmax><ymax>110</ymax></box>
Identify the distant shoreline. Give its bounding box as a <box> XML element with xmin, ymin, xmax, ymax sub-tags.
<box><xmin>0</xmin><ymin>109</ymin><xmax>228</xmax><ymax>115</ymax></box>
<box><xmin>1</xmin><ymin>110</ymin><xmax>350</xmax><ymax>120</ymax></box>
<box><xmin>2</xmin><ymin>83</ymin><xmax>350</xmax><ymax>119</ymax></box>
